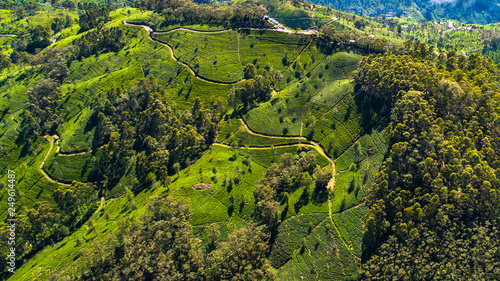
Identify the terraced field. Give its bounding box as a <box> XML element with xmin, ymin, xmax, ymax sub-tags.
<box><xmin>4</xmin><ymin>13</ymin><xmax>389</xmax><ymax>280</ymax></box>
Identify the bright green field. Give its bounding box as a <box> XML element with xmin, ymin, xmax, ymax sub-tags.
<box><xmin>153</xmin><ymin>30</ymin><xmax>244</xmax><ymax>83</ymax></box>
<box><xmin>239</xmin><ymin>29</ymin><xmax>310</xmax><ymax>73</ymax></box>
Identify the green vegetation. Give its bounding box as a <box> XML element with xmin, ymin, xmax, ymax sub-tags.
<box><xmin>153</xmin><ymin>31</ymin><xmax>244</xmax><ymax>82</ymax></box>
<box><xmin>313</xmin><ymin>0</ymin><xmax>500</xmax><ymax>24</ymax></box>
<box><xmin>357</xmin><ymin>49</ymin><xmax>500</xmax><ymax>279</ymax></box>
<box><xmin>1</xmin><ymin>0</ymin><xmax>500</xmax><ymax>279</ymax></box>
<box><xmin>239</xmin><ymin>30</ymin><xmax>309</xmax><ymax>73</ymax></box>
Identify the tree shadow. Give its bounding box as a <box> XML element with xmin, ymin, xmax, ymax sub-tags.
<box><xmin>347</xmin><ymin>180</ymin><xmax>355</xmax><ymax>194</ymax></box>
<box><xmin>311</xmin><ymin>183</ymin><xmax>328</xmax><ymax>204</ymax></box>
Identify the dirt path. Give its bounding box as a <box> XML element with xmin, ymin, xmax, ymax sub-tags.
<box><xmin>126</xmin><ymin>18</ymin><xmax>356</xmax><ymax>257</ymax></box>
<box><xmin>154</xmin><ymin>27</ymin><xmax>232</xmax><ymax>34</ymax></box>
<box><xmin>39</xmin><ymin>135</ymin><xmax>71</xmax><ymax>186</ymax></box>
<box><xmin>124</xmin><ymin>19</ymin><xmax>319</xmax><ymax>87</ymax></box>
<box><xmin>124</xmin><ymin>20</ymin><xmax>235</xmax><ymax>85</ymax></box>
<box><xmin>235</xmin><ymin>117</ymin><xmax>334</xmax><ymax>186</ymax></box>
<box><xmin>127</xmin><ymin>19</ymin><xmax>237</xmax><ymax>85</ymax></box>
<box><xmin>94</xmin><ymin>197</ymin><xmax>105</xmax><ymax>214</ymax></box>
<box><xmin>221</xmin><ymin>117</ymin><xmax>360</xmax><ymax>258</ymax></box>
<box><xmin>238</xmin><ymin>118</ymin><xmax>306</xmax><ymax>140</ymax></box>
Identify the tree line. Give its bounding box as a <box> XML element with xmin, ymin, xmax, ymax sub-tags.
<box><xmin>134</xmin><ymin>0</ymin><xmax>269</xmax><ymax>30</ymax></box>
<box><xmin>355</xmin><ymin>44</ymin><xmax>500</xmax><ymax>279</ymax></box>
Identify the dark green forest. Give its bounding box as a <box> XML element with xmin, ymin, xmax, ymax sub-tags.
<box><xmin>356</xmin><ymin>45</ymin><xmax>500</xmax><ymax>279</ymax></box>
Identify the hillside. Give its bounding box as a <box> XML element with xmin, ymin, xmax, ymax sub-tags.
<box><xmin>310</xmin><ymin>0</ymin><xmax>500</xmax><ymax>24</ymax></box>
<box><xmin>0</xmin><ymin>0</ymin><xmax>499</xmax><ymax>280</ymax></box>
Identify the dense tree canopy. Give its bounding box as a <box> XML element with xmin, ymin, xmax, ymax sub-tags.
<box><xmin>356</xmin><ymin>49</ymin><xmax>500</xmax><ymax>279</ymax></box>
<box><xmin>78</xmin><ymin>196</ymin><xmax>275</xmax><ymax>280</ymax></box>
<box><xmin>91</xmin><ymin>77</ymin><xmax>218</xmax><ymax>191</ymax></box>
<box><xmin>135</xmin><ymin>0</ymin><xmax>268</xmax><ymax>29</ymax></box>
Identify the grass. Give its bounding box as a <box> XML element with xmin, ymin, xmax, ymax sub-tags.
<box><xmin>270</xmin><ymin>213</ymin><xmax>329</xmax><ymax>267</ymax></box>
<box><xmin>276</xmin><ymin>216</ymin><xmax>360</xmax><ymax>280</ymax></box>
<box><xmin>216</xmin><ymin>118</ymin><xmax>242</xmax><ymax>143</ymax></box>
<box><xmin>331</xmin><ymin>129</ymin><xmax>388</xmax><ymax>212</ymax></box>
<box><xmin>44</xmin><ymin>149</ymin><xmax>103</xmax><ymax>183</ymax></box>
<box><xmin>244</xmin><ymin>50</ymin><xmax>362</xmax><ymax>139</ymax></box>
<box><xmin>239</xmin><ymin>29</ymin><xmax>310</xmax><ymax>73</ymax></box>
<box><xmin>0</xmin><ymin>9</ymin><xmax>77</xmax><ymax>35</ymax></box>
<box><xmin>244</xmin><ymin>79</ymin><xmax>320</xmax><ymax>136</ymax></box>
<box><xmin>58</xmin><ymin>106</ymin><xmax>95</xmax><ymax>153</ymax></box>
<box><xmin>153</xmin><ymin>30</ymin><xmax>244</xmax><ymax>82</ymax></box>
<box><xmin>161</xmin><ymin>68</ymin><xmax>231</xmax><ymax>109</ymax></box>
<box><xmin>332</xmin><ymin>204</ymin><xmax>367</xmax><ymax>256</ymax></box>
<box><xmin>0</xmin><ymin>36</ymin><xmax>15</xmax><ymax>54</ymax></box>
<box><xmin>0</xmin><ymin>137</ymin><xmax>60</xmax><ymax>218</ymax></box>
<box><xmin>170</xmin><ymin>145</ymin><xmax>266</xmax><ymax>224</ymax></box>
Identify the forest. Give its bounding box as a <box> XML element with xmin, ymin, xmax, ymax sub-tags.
<box><xmin>355</xmin><ymin>43</ymin><xmax>500</xmax><ymax>279</ymax></box>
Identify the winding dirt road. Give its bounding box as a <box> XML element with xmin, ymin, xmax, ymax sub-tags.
<box><xmin>124</xmin><ymin>20</ymin><xmax>236</xmax><ymax>85</ymax></box>
<box><xmin>39</xmin><ymin>135</ymin><xmax>72</xmax><ymax>186</ymax></box>
<box><xmin>123</xmin><ymin>19</ymin><xmax>319</xmax><ymax>86</ymax></box>
<box><xmin>216</xmin><ymin>117</ymin><xmax>361</xmax><ymax>257</ymax></box>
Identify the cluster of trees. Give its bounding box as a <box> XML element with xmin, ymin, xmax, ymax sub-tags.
<box><xmin>254</xmin><ymin>151</ymin><xmax>332</xmax><ymax>231</ymax></box>
<box><xmin>0</xmin><ymin>0</ymin><xmax>38</xmax><ymax>19</ymax></box>
<box><xmin>77</xmin><ymin>196</ymin><xmax>276</xmax><ymax>280</ymax></box>
<box><xmin>355</xmin><ymin>48</ymin><xmax>500</xmax><ymax>278</ymax></box>
<box><xmin>482</xmin><ymin>32</ymin><xmax>500</xmax><ymax>64</ymax></box>
<box><xmin>22</xmin><ymin>79</ymin><xmax>62</xmax><ymax>137</ymax></box>
<box><xmin>72</xmin><ymin>26</ymin><xmax>125</xmax><ymax>59</ymax></box>
<box><xmin>53</xmin><ymin>182</ymin><xmax>98</xmax><ymax>225</ymax></box>
<box><xmin>51</xmin><ymin>15</ymin><xmax>73</xmax><ymax>34</ymax></box>
<box><xmin>318</xmin><ymin>23</ymin><xmax>398</xmax><ymax>55</ymax></box>
<box><xmin>135</xmin><ymin>0</ymin><xmax>268</xmax><ymax>29</ymax></box>
<box><xmin>21</xmin><ymin>47</ymin><xmax>73</xmax><ymax>139</ymax></box>
<box><xmin>78</xmin><ymin>6</ymin><xmax>110</xmax><ymax>32</ymax></box>
<box><xmin>0</xmin><ymin>182</ymin><xmax>98</xmax><ymax>275</ymax></box>
<box><xmin>90</xmin><ymin>77</ymin><xmax>218</xmax><ymax>191</ymax></box>
<box><xmin>231</xmin><ymin>64</ymin><xmax>273</xmax><ymax>111</ymax></box>
<box><xmin>312</xmin><ymin>0</ymin><xmax>499</xmax><ymax>24</ymax></box>
<box><xmin>25</xmin><ymin>25</ymin><xmax>52</xmax><ymax>54</ymax></box>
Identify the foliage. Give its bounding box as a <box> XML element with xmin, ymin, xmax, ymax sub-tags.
<box><xmin>90</xmin><ymin>77</ymin><xmax>218</xmax><ymax>191</ymax></box>
<box><xmin>312</xmin><ymin>0</ymin><xmax>500</xmax><ymax>24</ymax></box>
<box><xmin>78</xmin><ymin>196</ymin><xmax>276</xmax><ymax>280</ymax></box>
<box><xmin>72</xmin><ymin>26</ymin><xmax>125</xmax><ymax>59</ymax></box>
<box><xmin>78</xmin><ymin>5</ymin><xmax>110</xmax><ymax>32</ymax></box>
<box><xmin>135</xmin><ymin>0</ymin><xmax>269</xmax><ymax>29</ymax></box>
<box><xmin>357</xmin><ymin>50</ymin><xmax>500</xmax><ymax>278</ymax></box>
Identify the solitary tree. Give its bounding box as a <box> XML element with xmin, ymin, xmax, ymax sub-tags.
<box><xmin>173</xmin><ymin>162</ymin><xmax>181</xmax><ymax>176</ymax></box>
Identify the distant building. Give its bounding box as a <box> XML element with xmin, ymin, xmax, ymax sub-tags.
<box><xmin>269</xmin><ymin>18</ymin><xmax>279</xmax><ymax>25</ymax></box>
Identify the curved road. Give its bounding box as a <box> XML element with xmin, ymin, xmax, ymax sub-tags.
<box><xmin>123</xmin><ymin>19</ymin><xmax>319</xmax><ymax>86</ymax></box>
<box><xmin>124</xmin><ymin>20</ymin><xmax>237</xmax><ymax>85</ymax></box>
<box><xmin>39</xmin><ymin>135</ymin><xmax>71</xmax><ymax>186</ymax></box>
<box><xmin>217</xmin><ymin>118</ymin><xmax>359</xmax><ymax>257</ymax></box>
